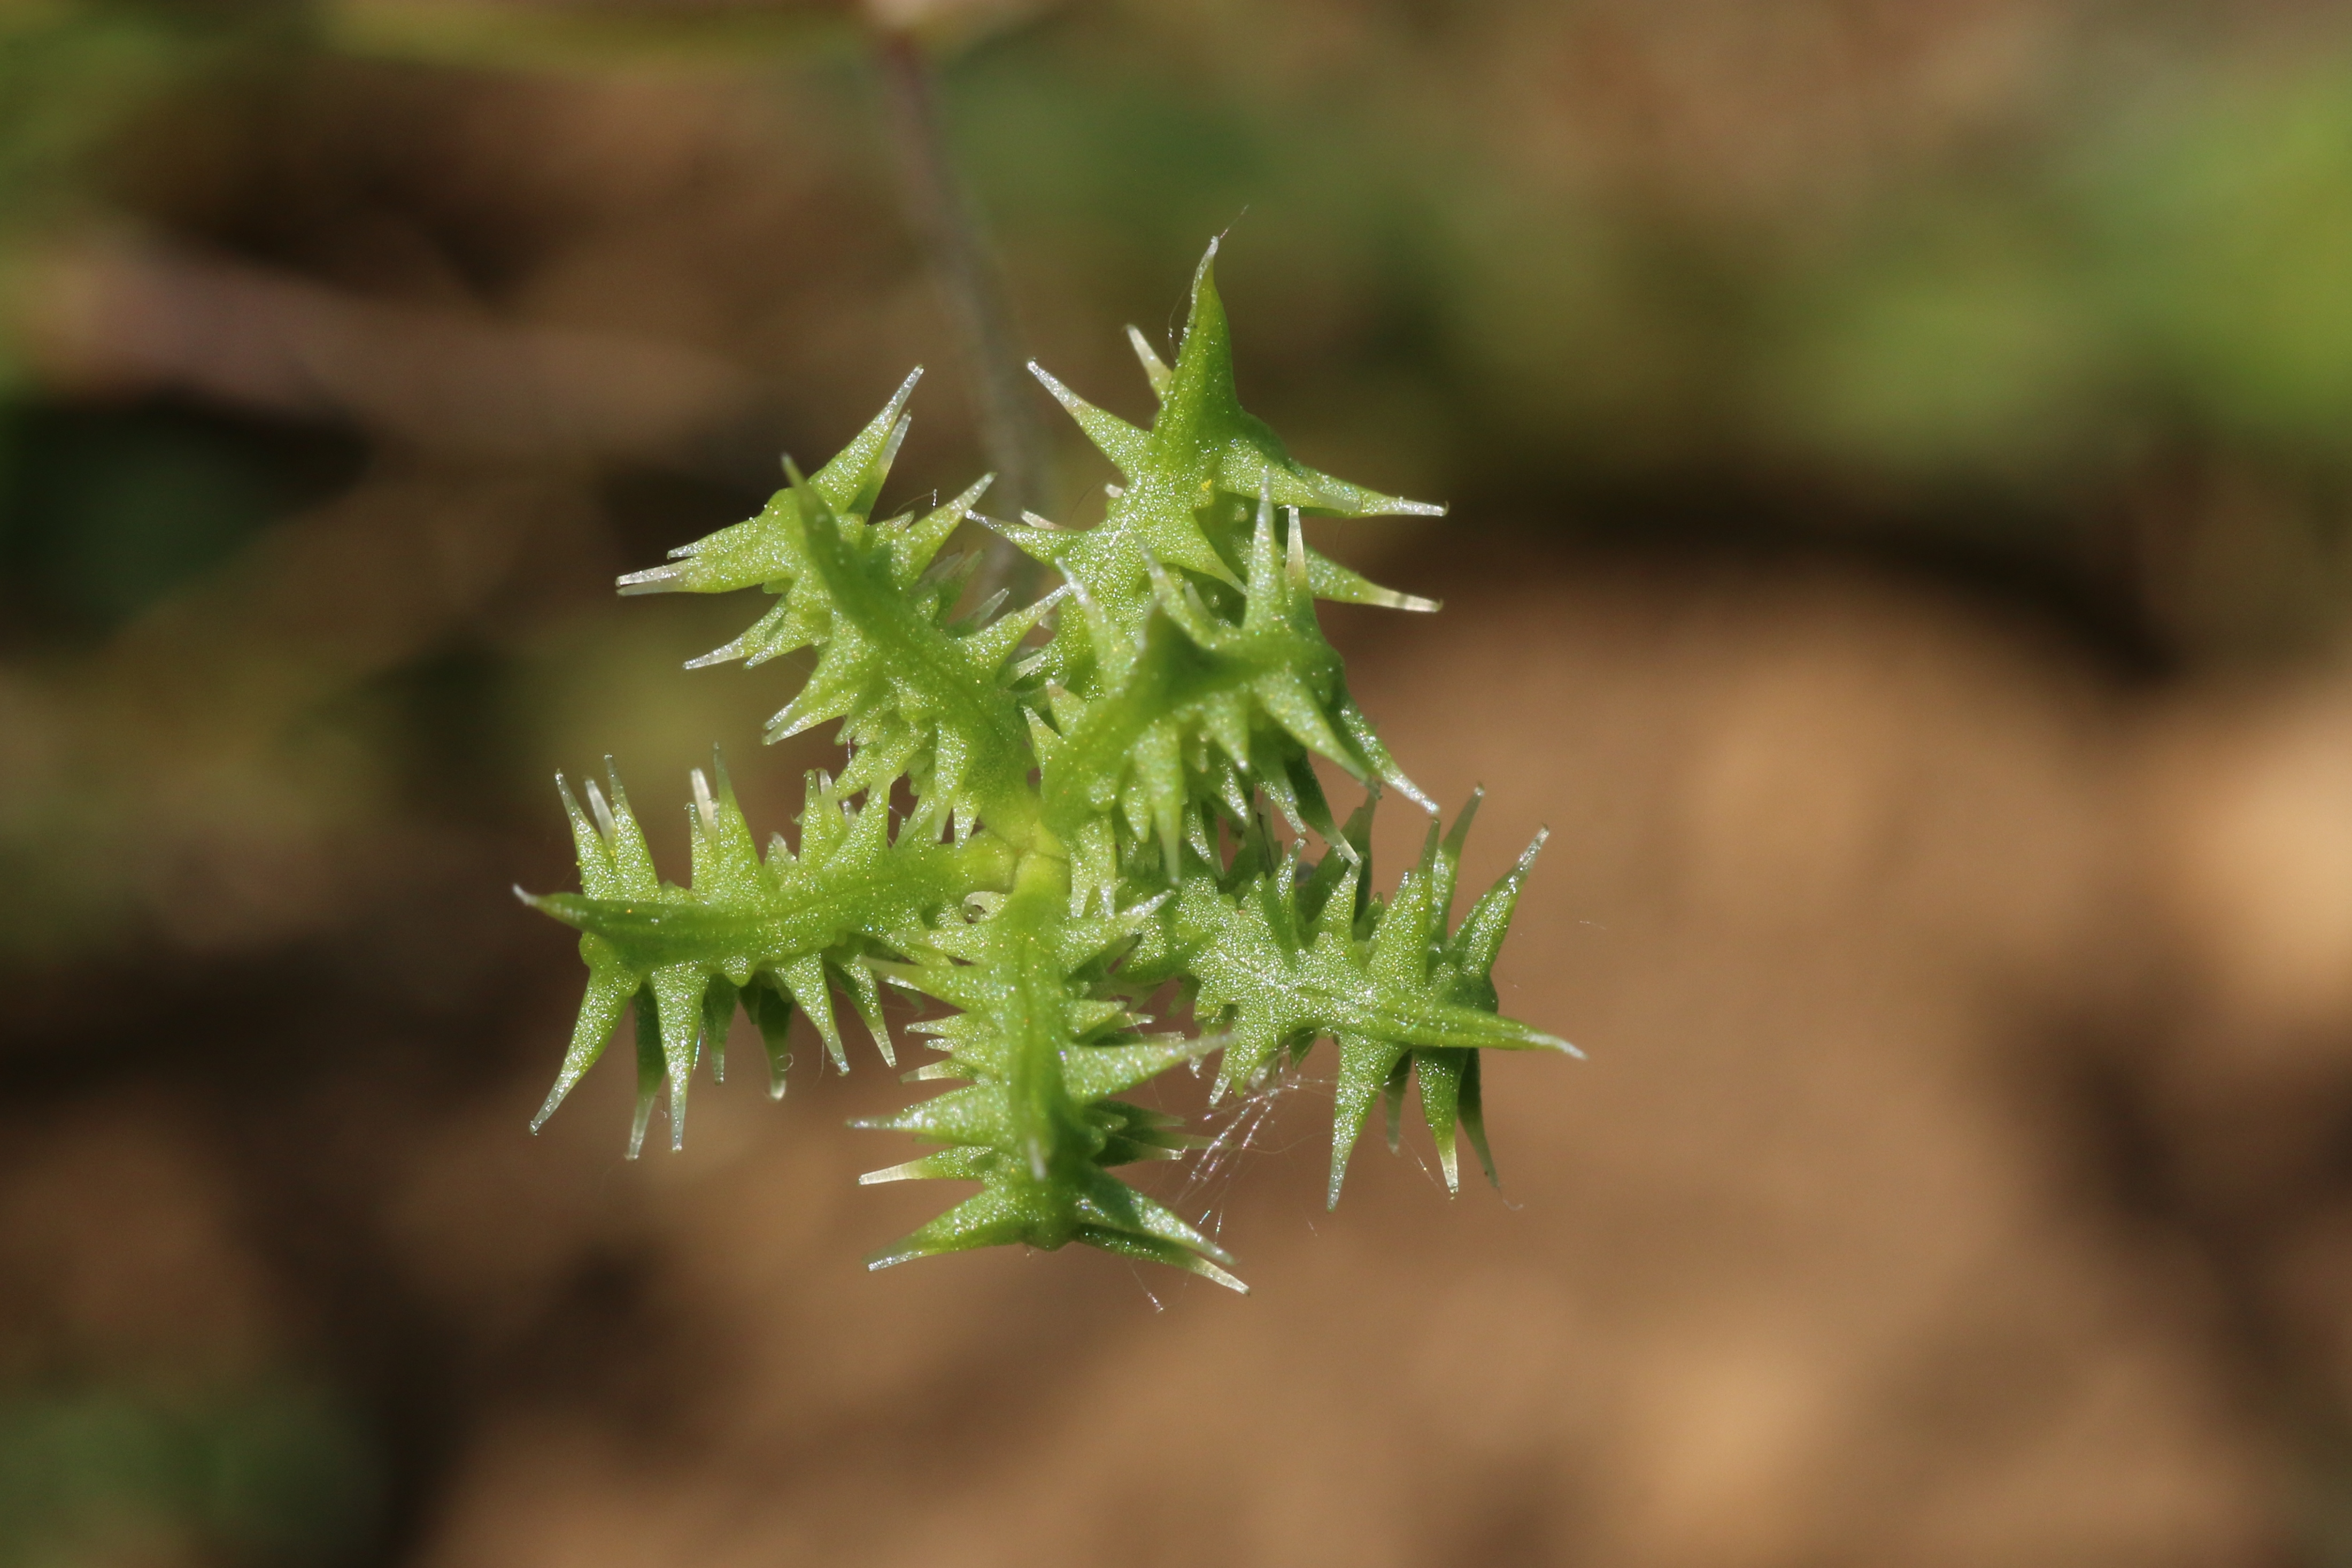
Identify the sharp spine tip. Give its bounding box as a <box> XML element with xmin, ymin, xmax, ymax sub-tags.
<box><xmin>615</xmin><ymin>564</ymin><xmax>685</xmax><ymax>596</ymax></box>
<box><xmin>884</xmin><ymin>365</ymin><xmax>923</xmax><ymax>416</ymax></box>
<box><xmin>1026</xmin><ymin>361</ymin><xmax>1079</xmax><ymax>408</ymax></box>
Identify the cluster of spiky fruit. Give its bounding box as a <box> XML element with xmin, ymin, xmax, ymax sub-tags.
<box><xmin>523</xmin><ymin>243</ymin><xmax>1570</xmax><ymax>1291</ymax></box>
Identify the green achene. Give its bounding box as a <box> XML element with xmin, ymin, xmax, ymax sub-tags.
<box><xmin>521</xmin><ymin>241</ymin><xmax>1575</xmax><ymax>1291</ymax></box>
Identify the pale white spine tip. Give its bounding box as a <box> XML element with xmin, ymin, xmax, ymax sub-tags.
<box><xmin>1125</xmin><ymin>325</ymin><xmax>1173</xmax><ymax>396</ymax></box>
<box><xmin>1193</xmin><ymin>1258</ymin><xmax>1250</xmax><ymax>1294</ymax></box>
<box><xmin>878</xmin><ymin>413</ymin><xmax>911</xmax><ymax>472</ymax></box>
<box><xmin>1027</xmin><ymin>361</ymin><xmax>1080</xmax><ymax>411</ymax></box>
<box><xmin>690</xmin><ymin>768</ymin><xmax>718</xmax><ymax>836</ymax></box>
<box><xmin>584</xmin><ymin>779</ymin><xmax>618</xmax><ymax>842</ymax></box>
<box><xmin>1389</xmin><ymin>774</ymin><xmax>1438</xmax><ymax>815</ymax></box>
<box><xmin>884</xmin><ymin>366</ymin><xmax>923</xmax><ymax>419</ymax></box>
<box><xmin>530</xmin><ymin>1072</ymin><xmax>574</xmax><ymax>1134</ymax></box>
<box><xmin>616</xmin><ymin>564</ymin><xmax>688</xmax><ymax>596</ymax></box>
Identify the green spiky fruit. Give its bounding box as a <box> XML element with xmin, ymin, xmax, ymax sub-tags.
<box><xmin>523</xmin><ymin>242</ymin><xmax>1576</xmax><ymax>1291</ymax></box>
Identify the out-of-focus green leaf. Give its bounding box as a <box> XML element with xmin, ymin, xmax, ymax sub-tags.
<box><xmin>0</xmin><ymin>1382</ymin><xmax>378</xmax><ymax>1568</ymax></box>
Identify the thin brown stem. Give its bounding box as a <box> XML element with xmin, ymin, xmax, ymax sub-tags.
<box><xmin>873</xmin><ymin>27</ymin><xmax>1048</xmax><ymax>603</ymax></box>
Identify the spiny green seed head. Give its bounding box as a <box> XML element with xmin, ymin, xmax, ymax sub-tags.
<box><xmin>522</xmin><ymin>242</ymin><xmax>1570</xmax><ymax>1289</ymax></box>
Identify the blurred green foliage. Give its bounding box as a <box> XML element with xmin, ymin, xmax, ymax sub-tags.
<box><xmin>0</xmin><ymin>1382</ymin><xmax>377</xmax><ymax>1568</ymax></box>
<box><xmin>0</xmin><ymin>0</ymin><xmax>190</xmax><ymax>233</ymax></box>
<box><xmin>2090</xmin><ymin>62</ymin><xmax>2352</xmax><ymax>451</ymax></box>
<box><xmin>0</xmin><ymin>404</ymin><xmax>360</xmax><ymax>635</ymax></box>
<box><xmin>951</xmin><ymin>18</ymin><xmax>2352</xmax><ymax>498</ymax></box>
<box><xmin>0</xmin><ymin>0</ymin><xmax>302</xmax><ymax>252</ymax></box>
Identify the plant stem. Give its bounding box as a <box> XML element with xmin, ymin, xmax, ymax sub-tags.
<box><xmin>873</xmin><ymin>26</ymin><xmax>1047</xmax><ymax>603</ymax></box>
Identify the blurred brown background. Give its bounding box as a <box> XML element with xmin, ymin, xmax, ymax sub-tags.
<box><xmin>10</xmin><ymin>1</ymin><xmax>2352</xmax><ymax>1563</ymax></box>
